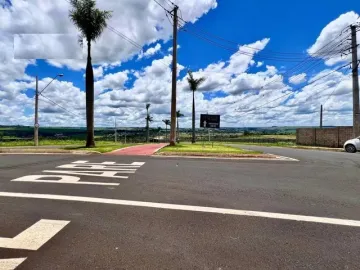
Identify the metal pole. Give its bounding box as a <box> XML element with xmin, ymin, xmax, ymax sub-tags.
<box><xmin>169</xmin><ymin>6</ymin><xmax>178</xmax><ymax>146</ymax></box>
<box><xmin>320</xmin><ymin>104</ymin><xmax>323</xmax><ymax>128</ymax></box>
<box><xmin>351</xmin><ymin>25</ymin><xmax>360</xmax><ymax>137</ymax></box>
<box><xmin>114</xmin><ymin>118</ymin><xmax>117</xmax><ymax>143</ymax></box>
<box><xmin>34</xmin><ymin>76</ymin><xmax>39</xmax><ymax>146</ymax></box>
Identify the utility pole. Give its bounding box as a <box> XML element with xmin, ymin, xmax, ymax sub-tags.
<box><xmin>169</xmin><ymin>5</ymin><xmax>179</xmax><ymax>146</ymax></box>
<box><xmin>320</xmin><ymin>104</ymin><xmax>323</xmax><ymax>128</ymax></box>
<box><xmin>34</xmin><ymin>76</ymin><xmax>39</xmax><ymax>146</ymax></box>
<box><xmin>114</xmin><ymin>118</ymin><xmax>117</xmax><ymax>143</ymax></box>
<box><xmin>351</xmin><ymin>25</ymin><xmax>360</xmax><ymax>137</ymax></box>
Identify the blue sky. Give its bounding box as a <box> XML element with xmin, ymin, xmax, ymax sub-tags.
<box><xmin>0</xmin><ymin>0</ymin><xmax>359</xmax><ymax>127</ymax></box>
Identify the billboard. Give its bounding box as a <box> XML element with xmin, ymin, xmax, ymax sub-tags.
<box><xmin>200</xmin><ymin>114</ymin><xmax>220</xmax><ymax>128</ymax></box>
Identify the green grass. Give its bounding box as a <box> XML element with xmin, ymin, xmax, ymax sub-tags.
<box><xmin>64</xmin><ymin>143</ymin><xmax>139</xmax><ymax>153</ymax></box>
<box><xmin>159</xmin><ymin>143</ymin><xmax>261</xmax><ymax>155</ymax></box>
<box><xmin>228</xmin><ymin>141</ymin><xmax>297</xmax><ymax>147</ymax></box>
<box><xmin>0</xmin><ymin>139</ymin><xmax>85</xmax><ymax>147</ymax></box>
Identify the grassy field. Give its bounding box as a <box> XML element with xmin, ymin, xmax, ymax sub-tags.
<box><xmin>64</xmin><ymin>143</ymin><xmax>138</xmax><ymax>153</ymax></box>
<box><xmin>159</xmin><ymin>143</ymin><xmax>261</xmax><ymax>155</ymax></box>
<box><xmin>0</xmin><ymin>139</ymin><xmax>86</xmax><ymax>147</ymax></box>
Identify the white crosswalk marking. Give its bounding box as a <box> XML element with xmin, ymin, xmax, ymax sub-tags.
<box><xmin>0</xmin><ymin>258</ymin><xmax>27</xmax><ymax>270</ymax></box>
<box><xmin>0</xmin><ymin>219</ymin><xmax>70</xmax><ymax>250</ymax></box>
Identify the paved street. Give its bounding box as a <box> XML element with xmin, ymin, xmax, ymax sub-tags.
<box><xmin>0</xmin><ymin>151</ymin><xmax>360</xmax><ymax>269</ymax></box>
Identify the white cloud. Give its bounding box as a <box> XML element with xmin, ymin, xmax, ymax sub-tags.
<box><xmin>168</xmin><ymin>45</ymin><xmax>181</xmax><ymax>52</ymax></box>
<box><xmin>256</xmin><ymin>61</ymin><xmax>264</xmax><ymax>67</ymax></box>
<box><xmin>307</xmin><ymin>11</ymin><xmax>360</xmax><ymax>66</ymax></box>
<box><xmin>138</xmin><ymin>43</ymin><xmax>162</xmax><ymax>60</ymax></box>
<box><xmin>94</xmin><ymin>70</ymin><xmax>129</xmax><ymax>96</ymax></box>
<box><xmin>289</xmin><ymin>73</ymin><xmax>307</xmax><ymax>84</ymax></box>
<box><xmin>0</xmin><ymin>5</ymin><xmax>357</xmax><ymax>128</ymax></box>
<box><xmin>1</xmin><ymin>0</ymin><xmax>217</xmax><ymax>70</ymax></box>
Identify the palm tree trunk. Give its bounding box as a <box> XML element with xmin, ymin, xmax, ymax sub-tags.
<box><xmin>165</xmin><ymin>126</ymin><xmax>168</xmax><ymax>141</ymax></box>
<box><xmin>177</xmin><ymin>118</ymin><xmax>179</xmax><ymax>143</ymax></box>
<box><xmin>86</xmin><ymin>40</ymin><xmax>95</xmax><ymax>148</ymax></box>
<box><xmin>192</xmin><ymin>90</ymin><xmax>196</xmax><ymax>143</ymax></box>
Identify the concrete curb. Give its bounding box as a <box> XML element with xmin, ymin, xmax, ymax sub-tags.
<box><xmin>152</xmin><ymin>154</ymin><xmax>298</xmax><ymax>161</ymax></box>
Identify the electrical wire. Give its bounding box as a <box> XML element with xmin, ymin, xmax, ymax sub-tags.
<box><xmin>235</xmin><ymin>63</ymin><xmax>350</xmax><ymax>115</ymax></box>
<box><xmin>40</xmin><ymin>94</ymin><xmax>81</xmax><ymax>117</ymax></box>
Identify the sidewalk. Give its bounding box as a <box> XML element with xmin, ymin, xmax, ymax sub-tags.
<box><xmin>107</xmin><ymin>143</ymin><xmax>168</xmax><ymax>156</ymax></box>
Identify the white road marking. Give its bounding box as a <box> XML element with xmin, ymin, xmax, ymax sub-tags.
<box><xmin>0</xmin><ymin>258</ymin><xmax>27</xmax><ymax>270</ymax></box>
<box><xmin>44</xmin><ymin>170</ymin><xmax>132</xmax><ymax>178</ymax></box>
<box><xmin>11</xmin><ymin>175</ymin><xmax>121</xmax><ymax>186</ymax></box>
<box><xmin>0</xmin><ymin>219</ymin><xmax>70</xmax><ymax>250</ymax></box>
<box><xmin>57</xmin><ymin>164</ymin><xmax>138</xmax><ymax>171</ymax></box>
<box><xmin>71</xmin><ymin>161</ymin><xmax>145</xmax><ymax>166</ymax></box>
<box><xmin>0</xmin><ymin>192</ymin><xmax>360</xmax><ymax>227</ymax></box>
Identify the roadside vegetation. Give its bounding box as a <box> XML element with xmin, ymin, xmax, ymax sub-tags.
<box><xmin>64</xmin><ymin>142</ymin><xmax>138</xmax><ymax>153</ymax></box>
<box><xmin>158</xmin><ymin>143</ymin><xmax>263</xmax><ymax>157</ymax></box>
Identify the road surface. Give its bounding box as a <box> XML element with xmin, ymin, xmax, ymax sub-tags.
<box><xmin>0</xmin><ymin>151</ymin><xmax>359</xmax><ymax>269</ymax></box>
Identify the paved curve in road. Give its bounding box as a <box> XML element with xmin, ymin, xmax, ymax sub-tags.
<box><xmin>230</xmin><ymin>144</ymin><xmax>360</xmax><ymax>167</ymax></box>
<box><xmin>0</xmin><ymin>151</ymin><xmax>359</xmax><ymax>269</ymax></box>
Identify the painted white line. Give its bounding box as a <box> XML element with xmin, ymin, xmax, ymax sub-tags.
<box><xmin>0</xmin><ymin>219</ymin><xmax>70</xmax><ymax>250</ymax></box>
<box><xmin>44</xmin><ymin>170</ymin><xmax>133</xmax><ymax>178</ymax></box>
<box><xmin>0</xmin><ymin>258</ymin><xmax>27</xmax><ymax>270</ymax></box>
<box><xmin>72</xmin><ymin>161</ymin><xmax>145</xmax><ymax>166</ymax></box>
<box><xmin>0</xmin><ymin>192</ymin><xmax>359</xmax><ymax>228</ymax></box>
<box><xmin>268</xmin><ymin>154</ymin><xmax>299</xmax><ymax>162</ymax></box>
<box><xmin>12</xmin><ymin>179</ymin><xmax>120</xmax><ymax>186</ymax></box>
<box><xmin>57</xmin><ymin>164</ymin><xmax>138</xmax><ymax>171</ymax></box>
<box><xmin>11</xmin><ymin>175</ymin><xmax>124</xmax><ymax>185</ymax></box>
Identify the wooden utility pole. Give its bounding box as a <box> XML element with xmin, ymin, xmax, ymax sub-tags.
<box><xmin>34</xmin><ymin>76</ymin><xmax>39</xmax><ymax>146</ymax></box>
<box><xmin>320</xmin><ymin>104</ymin><xmax>323</xmax><ymax>128</ymax></box>
<box><xmin>351</xmin><ymin>25</ymin><xmax>360</xmax><ymax>137</ymax></box>
<box><xmin>169</xmin><ymin>5</ymin><xmax>179</xmax><ymax>146</ymax></box>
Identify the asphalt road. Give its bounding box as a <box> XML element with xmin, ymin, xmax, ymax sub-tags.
<box><xmin>0</xmin><ymin>150</ymin><xmax>359</xmax><ymax>269</ymax></box>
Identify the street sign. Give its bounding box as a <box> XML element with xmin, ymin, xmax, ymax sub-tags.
<box><xmin>200</xmin><ymin>114</ymin><xmax>220</xmax><ymax>128</ymax></box>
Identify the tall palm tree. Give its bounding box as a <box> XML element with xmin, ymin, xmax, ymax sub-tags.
<box><xmin>162</xmin><ymin>119</ymin><xmax>171</xmax><ymax>141</ymax></box>
<box><xmin>145</xmin><ymin>103</ymin><xmax>152</xmax><ymax>143</ymax></box>
<box><xmin>187</xmin><ymin>70</ymin><xmax>205</xmax><ymax>144</ymax></box>
<box><xmin>176</xmin><ymin>110</ymin><xmax>184</xmax><ymax>143</ymax></box>
<box><xmin>69</xmin><ymin>0</ymin><xmax>112</xmax><ymax>147</ymax></box>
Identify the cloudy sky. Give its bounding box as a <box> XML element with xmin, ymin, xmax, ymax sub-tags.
<box><xmin>0</xmin><ymin>0</ymin><xmax>359</xmax><ymax>128</ymax></box>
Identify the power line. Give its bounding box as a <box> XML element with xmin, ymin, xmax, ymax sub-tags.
<box><xmin>322</xmin><ymin>70</ymin><xmax>352</xmax><ymax>110</ymax></box>
<box><xmin>152</xmin><ymin>0</ymin><xmax>171</xmax><ymax>12</ymax></box>
<box><xmin>177</xmin><ymin>16</ymin><xmax>350</xmax><ymax>58</ymax></box>
<box><xmin>40</xmin><ymin>94</ymin><xmax>81</xmax><ymax>117</ymax></box>
<box><xmin>235</xmin><ymin>63</ymin><xmax>350</xmax><ymax>115</ymax></box>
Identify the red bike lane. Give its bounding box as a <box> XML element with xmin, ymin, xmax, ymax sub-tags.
<box><xmin>107</xmin><ymin>143</ymin><xmax>168</xmax><ymax>156</ymax></box>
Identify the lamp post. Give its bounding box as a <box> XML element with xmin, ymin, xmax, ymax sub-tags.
<box><xmin>34</xmin><ymin>74</ymin><xmax>64</xmax><ymax>146</ymax></box>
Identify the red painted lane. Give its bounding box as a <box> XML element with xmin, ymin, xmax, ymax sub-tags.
<box><xmin>107</xmin><ymin>143</ymin><xmax>168</xmax><ymax>156</ymax></box>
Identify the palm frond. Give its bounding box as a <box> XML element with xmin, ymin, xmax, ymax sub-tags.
<box><xmin>187</xmin><ymin>70</ymin><xmax>206</xmax><ymax>92</ymax></box>
<box><xmin>69</xmin><ymin>0</ymin><xmax>112</xmax><ymax>43</ymax></box>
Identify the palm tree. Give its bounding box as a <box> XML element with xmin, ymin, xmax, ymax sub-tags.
<box><xmin>187</xmin><ymin>70</ymin><xmax>205</xmax><ymax>144</ymax></box>
<box><xmin>162</xmin><ymin>119</ymin><xmax>171</xmax><ymax>141</ymax></box>
<box><xmin>176</xmin><ymin>110</ymin><xmax>184</xmax><ymax>143</ymax></box>
<box><xmin>69</xmin><ymin>0</ymin><xmax>112</xmax><ymax>147</ymax></box>
<box><xmin>145</xmin><ymin>104</ymin><xmax>153</xmax><ymax>143</ymax></box>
